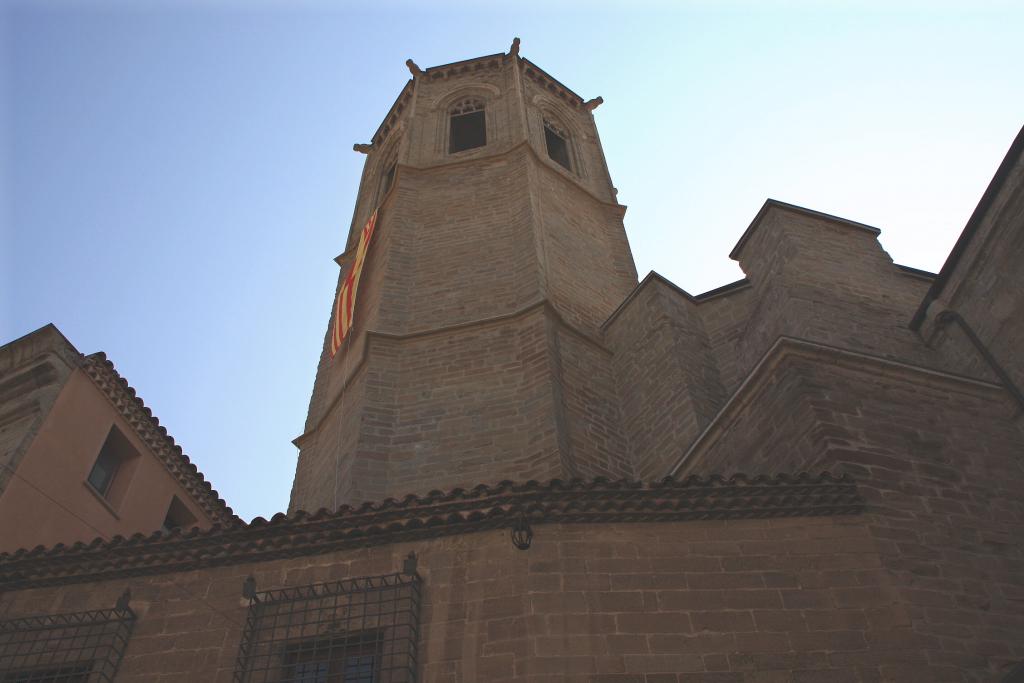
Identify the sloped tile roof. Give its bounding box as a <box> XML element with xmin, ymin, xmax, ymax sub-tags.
<box><xmin>0</xmin><ymin>472</ymin><xmax>861</xmax><ymax>590</ymax></box>
<box><xmin>81</xmin><ymin>352</ymin><xmax>237</xmax><ymax>526</ymax></box>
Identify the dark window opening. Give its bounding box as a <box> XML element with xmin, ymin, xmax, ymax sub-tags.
<box><xmin>381</xmin><ymin>163</ymin><xmax>396</xmax><ymax>197</ymax></box>
<box><xmin>544</xmin><ymin>120</ymin><xmax>572</xmax><ymax>171</ymax></box>
<box><xmin>86</xmin><ymin>426</ymin><xmax>136</xmax><ymax>497</ymax></box>
<box><xmin>448</xmin><ymin>98</ymin><xmax>486</xmax><ymax>154</ymax></box>
<box><xmin>281</xmin><ymin>632</ymin><xmax>382</xmax><ymax>683</ymax></box>
<box><xmin>449</xmin><ymin>111</ymin><xmax>486</xmax><ymax>153</ymax></box>
<box><xmin>161</xmin><ymin>495</ymin><xmax>198</xmax><ymax>533</ymax></box>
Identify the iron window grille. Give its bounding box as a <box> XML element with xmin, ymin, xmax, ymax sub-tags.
<box><xmin>235</xmin><ymin>557</ymin><xmax>422</xmax><ymax>683</ymax></box>
<box><xmin>0</xmin><ymin>593</ymin><xmax>135</xmax><ymax>682</ymax></box>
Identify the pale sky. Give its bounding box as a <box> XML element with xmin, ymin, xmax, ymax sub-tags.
<box><xmin>4</xmin><ymin>1</ymin><xmax>1023</xmax><ymax>521</ymax></box>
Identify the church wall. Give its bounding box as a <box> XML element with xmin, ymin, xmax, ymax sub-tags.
<box><xmin>604</xmin><ymin>279</ymin><xmax>728</xmax><ymax>481</ymax></box>
<box><xmin>732</xmin><ymin>209</ymin><xmax>950</xmax><ymax>383</ymax></box>
<box><xmin>919</xmin><ymin>149</ymin><xmax>1024</xmax><ymax>394</ymax></box>
<box><xmin>7</xmin><ymin>513</ymin><xmax>992</xmax><ymax>683</ymax></box>
<box><xmin>549</xmin><ymin>323</ymin><xmax>632</xmax><ymax>481</ymax></box>
<box><xmin>289</xmin><ymin>363</ymin><xmax>369</xmax><ymax>512</ymax></box>
<box><xmin>694</xmin><ymin>285</ymin><xmax>756</xmax><ymax>396</ymax></box>
<box><xmin>405</xmin><ymin>59</ymin><xmax>520</xmax><ymax>170</ymax></box>
<box><xmin>677</xmin><ymin>351</ymin><xmax>1024</xmax><ymax>679</ymax></box>
<box><xmin>520</xmin><ymin>73</ymin><xmax>616</xmax><ymax>204</ymax></box>
<box><xmin>533</xmin><ymin>159</ymin><xmax>638</xmax><ymax>332</ymax></box>
<box><xmin>382</xmin><ymin>309</ymin><xmax>564</xmax><ymax>499</ymax></box>
<box><xmin>387</xmin><ymin>151</ymin><xmax>541</xmax><ymax>333</ymax></box>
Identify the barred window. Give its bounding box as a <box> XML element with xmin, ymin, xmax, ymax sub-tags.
<box><xmin>0</xmin><ymin>594</ymin><xmax>135</xmax><ymax>683</ymax></box>
<box><xmin>235</xmin><ymin>559</ymin><xmax>422</xmax><ymax>683</ymax></box>
<box><xmin>448</xmin><ymin>98</ymin><xmax>486</xmax><ymax>153</ymax></box>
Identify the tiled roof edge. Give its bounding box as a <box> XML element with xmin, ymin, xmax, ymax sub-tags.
<box><xmin>0</xmin><ymin>473</ymin><xmax>861</xmax><ymax>590</ymax></box>
<box><xmin>80</xmin><ymin>352</ymin><xmax>238</xmax><ymax>526</ymax></box>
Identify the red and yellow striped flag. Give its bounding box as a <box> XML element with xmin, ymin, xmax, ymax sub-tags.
<box><xmin>330</xmin><ymin>209</ymin><xmax>379</xmax><ymax>357</ymax></box>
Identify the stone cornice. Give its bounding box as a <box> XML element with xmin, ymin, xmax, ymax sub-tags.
<box><xmin>0</xmin><ymin>473</ymin><xmax>862</xmax><ymax>590</ymax></box>
<box><xmin>520</xmin><ymin>58</ymin><xmax>586</xmax><ymax>106</ymax></box>
<box><xmin>370</xmin><ymin>81</ymin><xmax>413</xmax><ymax>147</ymax></box>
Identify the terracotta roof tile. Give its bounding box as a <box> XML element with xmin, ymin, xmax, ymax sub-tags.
<box><xmin>81</xmin><ymin>352</ymin><xmax>238</xmax><ymax>525</ymax></box>
<box><xmin>0</xmin><ymin>472</ymin><xmax>861</xmax><ymax>590</ymax></box>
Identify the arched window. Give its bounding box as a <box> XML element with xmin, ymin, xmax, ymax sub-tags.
<box><xmin>449</xmin><ymin>98</ymin><xmax>486</xmax><ymax>153</ymax></box>
<box><xmin>543</xmin><ymin>118</ymin><xmax>572</xmax><ymax>171</ymax></box>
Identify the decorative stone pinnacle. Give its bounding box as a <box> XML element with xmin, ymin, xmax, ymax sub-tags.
<box><xmin>509</xmin><ymin>37</ymin><xmax>521</xmax><ymax>57</ymax></box>
<box><xmin>405</xmin><ymin>59</ymin><xmax>423</xmax><ymax>78</ymax></box>
<box><xmin>353</xmin><ymin>143</ymin><xmax>373</xmax><ymax>154</ymax></box>
<box><xmin>583</xmin><ymin>96</ymin><xmax>604</xmax><ymax>111</ymax></box>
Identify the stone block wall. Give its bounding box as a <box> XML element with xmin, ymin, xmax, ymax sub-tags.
<box><xmin>603</xmin><ymin>278</ymin><xmax>728</xmax><ymax>481</ymax></box>
<box><xmin>676</xmin><ymin>346</ymin><xmax>1024</xmax><ymax>680</ymax></box>
<box><xmin>8</xmin><ymin>495</ymin><xmax>1024</xmax><ymax>682</ymax></box>
<box><xmin>552</xmin><ymin>324</ymin><xmax>632</xmax><ymax>481</ymax></box>
<box><xmin>730</xmin><ymin>206</ymin><xmax>944</xmax><ymax>380</ymax></box>
<box><xmin>916</xmin><ymin>133</ymin><xmax>1024</xmax><ymax>395</ymax></box>
<box><xmin>294</xmin><ymin>55</ymin><xmax>639</xmax><ymax>512</ymax></box>
<box><xmin>10</xmin><ymin>512</ymin><xmax>1006</xmax><ymax>683</ymax></box>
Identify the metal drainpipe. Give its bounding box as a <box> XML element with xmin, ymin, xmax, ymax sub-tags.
<box><xmin>935</xmin><ymin>310</ymin><xmax>1024</xmax><ymax>413</ymax></box>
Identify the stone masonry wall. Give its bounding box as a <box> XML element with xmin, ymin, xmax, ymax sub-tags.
<box><xmin>551</xmin><ymin>322</ymin><xmax>632</xmax><ymax>481</ymax></box>
<box><xmin>535</xmin><ymin>158</ymin><xmax>637</xmax><ymax>332</ymax></box>
<box><xmin>919</xmin><ymin>141</ymin><xmax>1024</xmax><ymax>395</ymax></box>
<box><xmin>731</xmin><ymin>208</ymin><xmax>947</xmax><ymax>383</ymax></box>
<box><xmin>3</xmin><ymin>511</ymin><xmax>983</xmax><ymax>683</ymax></box>
<box><xmin>294</xmin><ymin>56</ymin><xmax>638</xmax><ymax>512</ymax></box>
<box><xmin>677</xmin><ymin>347</ymin><xmax>1024</xmax><ymax>680</ymax></box>
<box><xmin>604</xmin><ymin>279</ymin><xmax>729</xmax><ymax>481</ymax></box>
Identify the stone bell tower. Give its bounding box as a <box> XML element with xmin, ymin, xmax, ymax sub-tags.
<box><xmin>289</xmin><ymin>40</ymin><xmax>638</xmax><ymax>513</ymax></box>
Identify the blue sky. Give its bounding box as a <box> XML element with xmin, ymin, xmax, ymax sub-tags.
<box><xmin>4</xmin><ymin>2</ymin><xmax>1023</xmax><ymax>521</ymax></box>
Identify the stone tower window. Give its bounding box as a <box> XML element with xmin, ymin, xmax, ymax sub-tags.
<box><xmin>448</xmin><ymin>98</ymin><xmax>486</xmax><ymax>153</ymax></box>
<box><xmin>543</xmin><ymin>118</ymin><xmax>572</xmax><ymax>171</ymax></box>
<box><xmin>381</xmin><ymin>161</ymin><xmax>396</xmax><ymax>197</ymax></box>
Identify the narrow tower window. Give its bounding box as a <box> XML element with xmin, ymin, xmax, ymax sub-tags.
<box><xmin>543</xmin><ymin>119</ymin><xmax>572</xmax><ymax>171</ymax></box>
<box><xmin>449</xmin><ymin>98</ymin><xmax>486</xmax><ymax>153</ymax></box>
<box><xmin>381</xmin><ymin>162</ymin><xmax>396</xmax><ymax>197</ymax></box>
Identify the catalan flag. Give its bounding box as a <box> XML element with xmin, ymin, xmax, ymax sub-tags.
<box><xmin>330</xmin><ymin>209</ymin><xmax>379</xmax><ymax>357</ymax></box>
